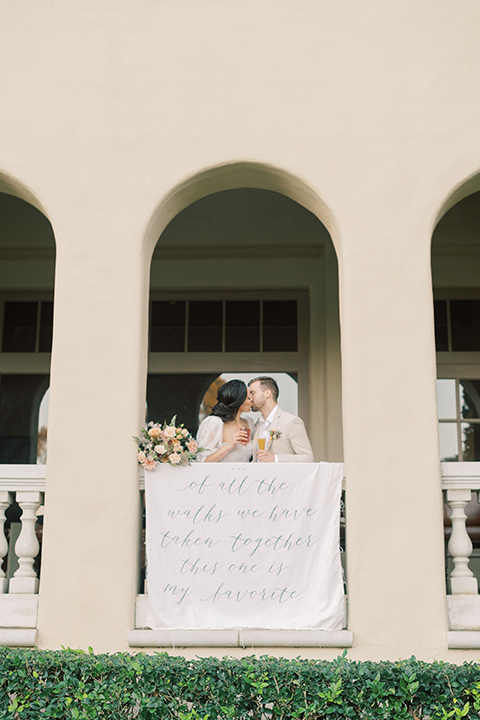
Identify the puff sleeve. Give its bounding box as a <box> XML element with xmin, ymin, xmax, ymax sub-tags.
<box><xmin>196</xmin><ymin>416</ymin><xmax>224</xmax><ymax>463</ymax></box>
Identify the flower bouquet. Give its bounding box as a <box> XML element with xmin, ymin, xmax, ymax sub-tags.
<box><xmin>135</xmin><ymin>417</ymin><xmax>199</xmax><ymax>470</ymax></box>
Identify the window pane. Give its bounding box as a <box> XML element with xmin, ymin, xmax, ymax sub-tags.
<box><xmin>188</xmin><ymin>301</ymin><xmax>222</xmax><ymax>352</ymax></box>
<box><xmin>38</xmin><ymin>301</ymin><xmax>53</xmax><ymax>352</ymax></box>
<box><xmin>450</xmin><ymin>300</ymin><xmax>480</xmax><ymax>351</ymax></box>
<box><xmin>0</xmin><ymin>374</ymin><xmax>49</xmax><ymax>463</ymax></box>
<box><xmin>438</xmin><ymin>422</ymin><xmax>459</xmax><ymax>462</ymax></box>
<box><xmin>150</xmin><ymin>301</ymin><xmax>185</xmax><ymax>352</ymax></box>
<box><xmin>151</xmin><ymin>300</ymin><xmax>185</xmax><ymax>326</ymax></box>
<box><xmin>437</xmin><ymin>379</ymin><xmax>457</xmax><ymax>420</ymax></box>
<box><xmin>225</xmin><ymin>301</ymin><xmax>260</xmax><ymax>352</ymax></box>
<box><xmin>263</xmin><ymin>300</ymin><xmax>298</xmax><ymax>351</ymax></box>
<box><xmin>459</xmin><ymin>380</ymin><xmax>480</xmax><ymax>420</ymax></box>
<box><xmin>146</xmin><ymin>373</ymin><xmax>219</xmax><ymax>438</ymax></box>
<box><xmin>434</xmin><ymin>300</ymin><xmax>448</xmax><ymax>351</ymax></box>
<box><xmin>2</xmin><ymin>302</ymin><xmax>38</xmax><ymax>352</ymax></box>
<box><xmin>461</xmin><ymin>423</ymin><xmax>480</xmax><ymax>461</ymax></box>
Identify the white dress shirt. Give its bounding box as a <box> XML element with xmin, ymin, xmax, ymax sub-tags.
<box><xmin>258</xmin><ymin>406</ymin><xmax>279</xmax><ymax>461</ymax></box>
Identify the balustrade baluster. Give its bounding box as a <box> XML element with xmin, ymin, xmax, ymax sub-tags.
<box><xmin>9</xmin><ymin>491</ymin><xmax>42</xmax><ymax>594</ymax></box>
<box><xmin>445</xmin><ymin>487</ymin><xmax>478</xmax><ymax>595</ymax></box>
<box><xmin>0</xmin><ymin>492</ymin><xmax>11</xmax><ymax>593</ymax></box>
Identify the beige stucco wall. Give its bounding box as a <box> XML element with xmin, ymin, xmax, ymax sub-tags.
<box><xmin>0</xmin><ymin>0</ymin><xmax>479</xmax><ymax>658</ymax></box>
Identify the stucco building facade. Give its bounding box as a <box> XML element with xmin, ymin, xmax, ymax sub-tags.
<box><xmin>0</xmin><ymin>0</ymin><xmax>479</xmax><ymax>660</ymax></box>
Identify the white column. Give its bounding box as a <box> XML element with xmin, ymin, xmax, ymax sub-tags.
<box><xmin>0</xmin><ymin>492</ymin><xmax>11</xmax><ymax>593</ymax></box>
<box><xmin>340</xmin><ymin>216</ymin><xmax>448</xmax><ymax>658</ymax></box>
<box><xmin>445</xmin><ymin>488</ymin><xmax>478</xmax><ymax>595</ymax></box>
<box><xmin>37</xmin><ymin>223</ymin><xmax>145</xmax><ymax>651</ymax></box>
<box><xmin>9</xmin><ymin>491</ymin><xmax>42</xmax><ymax>594</ymax></box>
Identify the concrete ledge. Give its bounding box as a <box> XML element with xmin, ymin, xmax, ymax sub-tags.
<box><xmin>129</xmin><ymin>629</ymin><xmax>239</xmax><ymax>647</ymax></box>
<box><xmin>129</xmin><ymin>628</ymin><xmax>353</xmax><ymax>648</ymax></box>
<box><xmin>133</xmin><ymin>596</ymin><xmax>352</xmax><ymax>648</ymax></box>
<box><xmin>0</xmin><ymin>595</ymin><xmax>38</xmax><ymax>628</ymax></box>
<box><xmin>0</xmin><ymin>464</ymin><xmax>46</xmax><ymax>492</ymax></box>
<box><xmin>0</xmin><ymin>628</ymin><xmax>37</xmax><ymax>647</ymax></box>
<box><xmin>447</xmin><ymin>631</ymin><xmax>480</xmax><ymax>649</ymax></box>
<box><xmin>239</xmin><ymin>629</ymin><xmax>353</xmax><ymax>647</ymax></box>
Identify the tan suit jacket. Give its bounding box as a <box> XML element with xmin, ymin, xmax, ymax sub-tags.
<box><xmin>252</xmin><ymin>406</ymin><xmax>314</xmax><ymax>462</ymax></box>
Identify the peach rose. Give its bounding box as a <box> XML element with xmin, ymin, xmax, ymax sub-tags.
<box><xmin>164</xmin><ymin>426</ymin><xmax>176</xmax><ymax>438</ymax></box>
<box><xmin>187</xmin><ymin>439</ymin><xmax>198</xmax><ymax>453</ymax></box>
<box><xmin>169</xmin><ymin>453</ymin><xmax>181</xmax><ymax>465</ymax></box>
<box><xmin>148</xmin><ymin>427</ymin><xmax>162</xmax><ymax>439</ymax></box>
<box><xmin>142</xmin><ymin>457</ymin><xmax>157</xmax><ymax>471</ymax></box>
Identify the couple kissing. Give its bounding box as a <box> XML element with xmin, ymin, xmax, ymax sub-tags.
<box><xmin>196</xmin><ymin>376</ymin><xmax>314</xmax><ymax>464</ymax></box>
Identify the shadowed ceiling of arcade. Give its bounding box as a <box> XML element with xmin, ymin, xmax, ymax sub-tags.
<box><xmin>152</xmin><ymin>188</ymin><xmax>332</xmax><ymax>260</ymax></box>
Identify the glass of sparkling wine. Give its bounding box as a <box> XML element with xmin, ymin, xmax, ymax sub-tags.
<box><xmin>257</xmin><ymin>437</ymin><xmax>266</xmax><ymax>451</ymax></box>
<box><xmin>241</xmin><ymin>426</ymin><xmax>251</xmax><ymax>444</ymax></box>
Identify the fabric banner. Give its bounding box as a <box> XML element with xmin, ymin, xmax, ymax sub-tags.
<box><xmin>145</xmin><ymin>462</ymin><xmax>345</xmax><ymax>630</ymax></box>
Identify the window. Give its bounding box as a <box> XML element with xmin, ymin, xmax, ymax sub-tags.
<box><xmin>435</xmin><ymin>293</ymin><xmax>480</xmax><ymax>461</ymax></box>
<box><xmin>1</xmin><ymin>300</ymin><xmax>53</xmax><ymax>353</ymax></box>
<box><xmin>149</xmin><ymin>298</ymin><xmax>298</xmax><ymax>353</ymax></box>
<box><xmin>0</xmin><ymin>296</ymin><xmax>53</xmax><ymax>463</ymax></box>
<box><xmin>437</xmin><ymin>379</ymin><xmax>480</xmax><ymax>461</ymax></box>
<box><xmin>434</xmin><ymin>299</ymin><xmax>480</xmax><ymax>352</ymax></box>
<box><xmin>147</xmin><ymin>291</ymin><xmax>309</xmax><ymax>430</ymax></box>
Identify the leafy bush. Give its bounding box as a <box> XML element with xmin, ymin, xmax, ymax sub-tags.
<box><xmin>0</xmin><ymin>648</ymin><xmax>479</xmax><ymax>719</ymax></box>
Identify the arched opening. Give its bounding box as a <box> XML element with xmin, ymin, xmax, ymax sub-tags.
<box><xmin>141</xmin><ymin>165</ymin><xmax>345</xmax><ymax>600</ymax></box>
<box><xmin>432</xmin><ymin>174</ymin><xmax>480</xmax><ymax>584</ymax></box>
<box><xmin>0</xmin><ymin>183</ymin><xmax>56</xmax><ymax>464</ymax></box>
<box><xmin>432</xmin><ymin>179</ymin><xmax>480</xmax><ymax>462</ymax></box>
<box><xmin>146</xmin><ymin>179</ymin><xmax>343</xmax><ymax>462</ymax></box>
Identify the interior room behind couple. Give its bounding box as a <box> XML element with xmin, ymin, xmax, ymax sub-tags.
<box><xmin>196</xmin><ymin>376</ymin><xmax>314</xmax><ymax>463</ymax></box>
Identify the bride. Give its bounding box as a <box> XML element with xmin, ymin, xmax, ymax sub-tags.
<box><xmin>196</xmin><ymin>380</ymin><xmax>254</xmax><ymax>462</ymax></box>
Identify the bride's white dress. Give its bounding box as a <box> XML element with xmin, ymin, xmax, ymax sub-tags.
<box><xmin>196</xmin><ymin>415</ymin><xmax>254</xmax><ymax>462</ymax></box>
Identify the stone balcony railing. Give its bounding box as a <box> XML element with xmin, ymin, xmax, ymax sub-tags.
<box><xmin>1</xmin><ymin>463</ymin><xmax>480</xmax><ymax>648</ymax></box>
<box><xmin>442</xmin><ymin>462</ymin><xmax>480</xmax><ymax>648</ymax></box>
<box><xmin>0</xmin><ymin>464</ymin><xmax>45</xmax><ymax>647</ymax></box>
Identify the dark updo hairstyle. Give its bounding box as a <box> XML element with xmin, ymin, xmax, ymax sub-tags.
<box><xmin>211</xmin><ymin>380</ymin><xmax>247</xmax><ymax>423</ymax></box>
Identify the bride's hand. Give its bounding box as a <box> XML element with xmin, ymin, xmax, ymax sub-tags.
<box><xmin>232</xmin><ymin>428</ymin><xmax>248</xmax><ymax>446</ymax></box>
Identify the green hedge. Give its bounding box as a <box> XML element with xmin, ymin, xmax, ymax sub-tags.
<box><xmin>0</xmin><ymin>648</ymin><xmax>480</xmax><ymax>719</ymax></box>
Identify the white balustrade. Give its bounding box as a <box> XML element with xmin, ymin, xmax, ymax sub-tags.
<box><xmin>441</xmin><ymin>462</ymin><xmax>480</xmax><ymax>595</ymax></box>
<box><xmin>0</xmin><ymin>466</ymin><xmax>45</xmax><ymax>645</ymax></box>
<box><xmin>9</xmin><ymin>492</ymin><xmax>42</xmax><ymax>594</ymax></box>
<box><xmin>0</xmin><ymin>465</ymin><xmax>46</xmax><ymax>596</ymax></box>
<box><xmin>445</xmin><ymin>488</ymin><xmax>478</xmax><ymax>594</ymax></box>
<box><xmin>0</xmin><ymin>492</ymin><xmax>11</xmax><ymax>594</ymax></box>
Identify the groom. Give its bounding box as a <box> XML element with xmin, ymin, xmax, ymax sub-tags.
<box><xmin>248</xmin><ymin>376</ymin><xmax>314</xmax><ymax>463</ymax></box>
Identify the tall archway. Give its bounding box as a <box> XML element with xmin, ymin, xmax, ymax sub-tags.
<box><xmin>145</xmin><ymin>164</ymin><xmax>343</xmax><ymax>462</ymax></box>
<box><xmin>144</xmin><ymin>162</ymin><xmax>340</xmax><ymax>259</ymax></box>
<box><xmin>0</xmin><ymin>175</ymin><xmax>56</xmax><ymax>463</ymax></box>
<box><xmin>432</xmin><ymin>174</ymin><xmax>480</xmax><ymax>463</ymax></box>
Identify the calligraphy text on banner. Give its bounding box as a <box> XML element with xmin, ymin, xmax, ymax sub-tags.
<box><xmin>145</xmin><ymin>463</ymin><xmax>345</xmax><ymax>630</ymax></box>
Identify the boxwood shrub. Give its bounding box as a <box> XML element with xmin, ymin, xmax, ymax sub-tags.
<box><xmin>0</xmin><ymin>648</ymin><xmax>479</xmax><ymax>719</ymax></box>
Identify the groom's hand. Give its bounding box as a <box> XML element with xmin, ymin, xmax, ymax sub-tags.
<box><xmin>257</xmin><ymin>450</ymin><xmax>275</xmax><ymax>463</ymax></box>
